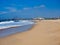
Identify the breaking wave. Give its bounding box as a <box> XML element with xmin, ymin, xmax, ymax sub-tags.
<box><xmin>0</xmin><ymin>20</ymin><xmax>34</xmax><ymax>29</ymax></box>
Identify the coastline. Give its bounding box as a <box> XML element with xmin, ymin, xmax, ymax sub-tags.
<box><xmin>0</xmin><ymin>23</ymin><xmax>35</xmax><ymax>38</ymax></box>
<box><xmin>0</xmin><ymin>20</ymin><xmax>60</xmax><ymax>45</ymax></box>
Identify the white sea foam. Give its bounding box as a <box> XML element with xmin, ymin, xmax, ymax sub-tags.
<box><xmin>0</xmin><ymin>21</ymin><xmax>14</xmax><ymax>24</ymax></box>
<box><xmin>0</xmin><ymin>20</ymin><xmax>34</xmax><ymax>29</ymax></box>
<box><xmin>0</xmin><ymin>25</ymin><xmax>21</xmax><ymax>29</ymax></box>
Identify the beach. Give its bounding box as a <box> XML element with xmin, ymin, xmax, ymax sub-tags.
<box><xmin>0</xmin><ymin>20</ymin><xmax>60</xmax><ymax>45</ymax></box>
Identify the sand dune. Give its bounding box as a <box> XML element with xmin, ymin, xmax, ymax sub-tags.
<box><xmin>0</xmin><ymin>20</ymin><xmax>60</xmax><ymax>45</ymax></box>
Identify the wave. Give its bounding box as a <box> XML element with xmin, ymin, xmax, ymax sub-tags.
<box><xmin>0</xmin><ymin>21</ymin><xmax>14</xmax><ymax>24</ymax></box>
<box><xmin>0</xmin><ymin>20</ymin><xmax>34</xmax><ymax>29</ymax></box>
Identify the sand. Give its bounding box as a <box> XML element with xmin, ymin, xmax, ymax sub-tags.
<box><xmin>0</xmin><ymin>20</ymin><xmax>60</xmax><ymax>45</ymax></box>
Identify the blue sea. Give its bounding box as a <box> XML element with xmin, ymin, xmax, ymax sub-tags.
<box><xmin>0</xmin><ymin>20</ymin><xmax>35</xmax><ymax>38</ymax></box>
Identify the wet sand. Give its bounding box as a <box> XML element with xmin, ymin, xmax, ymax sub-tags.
<box><xmin>0</xmin><ymin>20</ymin><xmax>60</xmax><ymax>45</ymax></box>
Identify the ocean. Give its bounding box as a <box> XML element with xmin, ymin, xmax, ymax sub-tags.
<box><xmin>0</xmin><ymin>20</ymin><xmax>35</xmax><ymax>38</ymax></box>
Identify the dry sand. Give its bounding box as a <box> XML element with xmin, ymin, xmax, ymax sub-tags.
<box><xmin>0</xmin><ymin>20</ymin><xmax>60</xmax><ymax>45</ymax></box>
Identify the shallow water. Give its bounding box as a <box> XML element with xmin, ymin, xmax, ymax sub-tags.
<box><xmin>0</xmin><ymin>20</ymin><xmax>34</xmax><ymax>38</ymax></box>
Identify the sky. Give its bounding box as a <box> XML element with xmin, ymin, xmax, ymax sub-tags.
<box><xmin>0</xmin><ymin>0</ymin><xmax>60</xmax><ymax>19</ymax></box>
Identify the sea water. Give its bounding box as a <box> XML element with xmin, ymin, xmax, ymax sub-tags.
<box><xmin>0</xmin><ymin>20</ymin><xmax>35</xmax><ymax>38</ymax></box>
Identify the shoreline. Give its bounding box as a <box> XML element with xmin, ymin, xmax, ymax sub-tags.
<box><xmin>0</xmin><ymin>20</ymin><xmax>35</xmax><ymax>30</ymax></box>
<box><xmin>0</xmin><ymin>24</ymin><xmax>35</xmax><ymax>38</ymax></box>
<box><xmin>0</xmin><ymin>20</ymin><xmax>60</xmax><ymax>45</ymax></box>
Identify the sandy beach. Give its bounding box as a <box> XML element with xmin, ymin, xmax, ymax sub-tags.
<box><xmin>0</xmin><ymin>20</ymin><xmax>60</xmax><ymax>45</ymax></box>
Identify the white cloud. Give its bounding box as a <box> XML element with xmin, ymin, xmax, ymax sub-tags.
<box><xmin>23</xmin><ymin>7</ymin><xmax>31</xmax><ymax>10</ymax></box>
<box><xmin>11</xmin><ymin>4</ymin><xmax>23</xmax><ymax>7</ymax></box>
<box><xmin>33</xmin><ymin>6</ymin><xmax>38</xmax><ymax>8</ymax></box>
<box><xmin>5</xmin><ymin>7</ymin><xmax>17</xmax><ymax>12</ymax></box>
<box><xmin>33</xmin><ymin>4</ymin><xmax>46</xmax><ymax>8</ymax></box>
<box><xmin>0</xmin><ymin>11</ymin><xmax>8</xmax><ymax>14</ymax></box>
<box><xmin>10</xmin><ymin>8</ymin><xmax>17</xmax><ymax>12</ymax></box>
<box><xmin>39</xmin><ymin>5</ymin><xmax>45</xmax><ymax>8</ymax></box>
<box><xmin>23</xmin><ymin>5</ymin><xmax>46</xmax><ymax>10</ymax></box>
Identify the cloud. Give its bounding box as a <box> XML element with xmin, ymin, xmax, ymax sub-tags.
<box><xmin>39</xmin><ymin>5</ymin><xmax>46</xmax><ymax>8</ymax></box>
<box><xmin>11</xmin><ymin>4</ymin><xmax>23</xmax><ymax>7</ymax></box>
<box><xmin>1</xmin><ymin>5</ymin><xmax>45</xmax><ymax>15</ymax></box>
<box><xmin>0</xmin><ymin>11</ymin><xmax>8</xmax><ymax>14</ymax></box>
<box><xmin>0</xmin><ymin>7</ymin><xmax>18</xmax><ymax>15</ymax></box>
<box><xmin>34</xmin><ymin>4</ymin><xmax>46</xmax><ymax>8</ymax></box>
<box><xmin>5</xmin><ymin>7</ymin><xmax>17</xmax><ymax>12</ymax></box>
<box><xmin>23</xmin><ymin>7</ymin><xmax>32</xmax><ymax>10</ymax></box>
